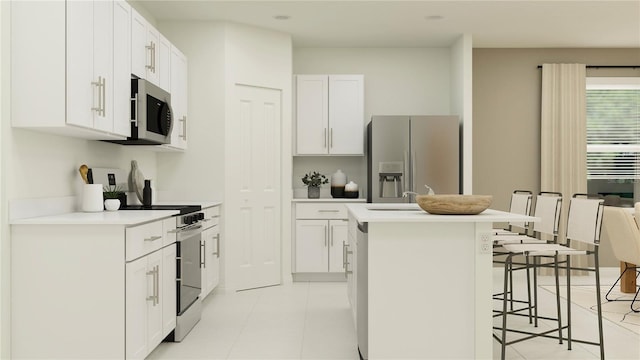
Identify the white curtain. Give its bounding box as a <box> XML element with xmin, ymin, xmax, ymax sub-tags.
<box><xmin>541</xmin><ymin>63</ymin><xmax>588</xmax><ymax>274</ymax></box>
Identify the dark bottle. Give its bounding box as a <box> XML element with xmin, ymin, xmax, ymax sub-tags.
<box><xmin>143</xmin><ymin>179</ymin><xmax>152</xmax><ymax>208</ymax></box>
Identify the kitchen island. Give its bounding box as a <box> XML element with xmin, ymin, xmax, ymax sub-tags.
<box><xmin>345</xmin><ymin>203</ymin><xmax>537</xmax><ymax>360</ymax></box>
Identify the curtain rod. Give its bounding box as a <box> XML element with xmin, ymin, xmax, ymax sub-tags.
<box><xmin>536</xmin><ymin>65</ymin><xmax>640</xmax><ymax>69</ymax></box>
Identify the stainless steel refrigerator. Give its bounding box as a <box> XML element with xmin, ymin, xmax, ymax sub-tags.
<box><xmin>367</xmin><ymin>115</ymin><xmax>460</xmax><ymax>203</ymax></box>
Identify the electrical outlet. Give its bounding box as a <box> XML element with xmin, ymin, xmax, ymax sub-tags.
<box><xmin>479</xmin><ymin>232</ymin><xmax>492</xmax><ymax>254</ymax></box>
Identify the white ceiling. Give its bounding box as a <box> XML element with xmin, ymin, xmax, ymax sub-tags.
<box><xmin>133</xmin><ymin>0</ymin><xmax>640</xmax><ymax>48</ymax></box>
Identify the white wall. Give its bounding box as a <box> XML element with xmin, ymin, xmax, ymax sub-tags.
<box><xmin>292</xmin><ymin>47</ymin><xmax>452</xmax><ymax>197</ymax></box>
<box><xmin>158</xmin><ymin>21</ymin><xmax>293</xmax><ymax>290</ymax></box>
<box><xmin>450</xmin><ymin>34</ymin><xmax>473</xmax><ymax>194</ymax></box>
<box><xmin>224</xmin><ymin>23</ymin><xmax>293</xmax><ymax>290</ymax></box>
<box><xmin>0</xmin><ymin>2</ymin><xmax>8</xmax><ymax>357</ymax></box>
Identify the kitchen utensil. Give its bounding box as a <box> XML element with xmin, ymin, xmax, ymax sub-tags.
<box><xmin>130</xmin><ymin>160</ymin><xmax>145</xmax><ymax>203</ymax></box>
<box><xmin>78</xmin><ymin>164</ymin><xmax>89</xmax><ymax>184</ymax></box>
<box><xmin>416</xmin><ymin>194</ymin><xmax>492</xmax><ymax>215</ymax></box>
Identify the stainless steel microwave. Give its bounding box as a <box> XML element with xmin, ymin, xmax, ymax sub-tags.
<box><xmin>110</xmin><ymin>79</ymin><xmax>173</xmax><ymax>145</ymax></box>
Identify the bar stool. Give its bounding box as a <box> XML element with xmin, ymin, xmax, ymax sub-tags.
<box><xmin>494</xmin><ymin>195</ymin><xmax>605</xmax><ymax>360</ymax></box>
<box><xmin>493</xmin><ymin>192</ymin><xmax>563</xmax><ymax>325</ymax></box>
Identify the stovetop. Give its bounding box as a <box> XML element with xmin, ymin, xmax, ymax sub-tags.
<box><xmin>120</xmin><ymin>204</ymin><xmax>202</xmax><ymax>215</ymax></box>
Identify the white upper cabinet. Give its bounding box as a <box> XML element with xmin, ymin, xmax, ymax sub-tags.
<box><xmin>131</xmin><ymin>8</ymin><xmax>170</xmax><ymax>92</ymax></box>
<box><xmin>295</xmin><ymin>74</ymin><xmax>364</xmax><ymax>155</ymax></box>
<box><xmin>11</xmin><ymin>0</ymin><xmax>131</xmax><ymax>140</ymax></box>
<box><xmin>167</xmin><ymin>45</ymin><xmax>188</xmax><ymax>150</ymax></box>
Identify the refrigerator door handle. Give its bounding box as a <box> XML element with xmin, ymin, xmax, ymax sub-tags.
<box><xmin>403</xmin><ymin>150</ymin><xmax>410</xmax><ymax>200</ymax></box>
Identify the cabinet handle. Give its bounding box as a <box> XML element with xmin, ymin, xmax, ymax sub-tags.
<box><xmin>130</xmin><ymin>93</ymin><xmax>139</xmax><ymax>127</ymax></box>
<box><xmin>318</xmin><ymin>209</ymin><xmax>340</xmax><ymax>213</ymax></box>
<box><xmin>330</xmin><ymin>128</ymin><xmax>333</xmax><ymax>148</ymax></box>
<box><xmin>154</xmin><ymin>265</ymin><xmax>160</xmax><ymax>306</ymax></box>
<box><xmin>200</xmin><ymin>241</ymin><xmax>206</xmax><ymax>268</ymax></box>
<box><xmin>91</xmin><ymin>76</ymin><xmax>102</xmax><ymax>113</ymax></box>
<box><xmin>331</xmin><ymin>226</ymin><xmax>334</xmax><ymax>246</ymax></box>
<box><xmin>101</xmin><ymin>77</ymin><xmax>106</xmax><ymax>116</ymax></box>
<box><xmin>152</xmin><ymin>41</ymin><xmax>156</xmax><ymax>72</ymax></box>
<box><xmin>324</xmin><ymin>226</ymin><xmax>327</xmax><ymax>247</ymax></box>
<box><xmin>145</xmin><ymin>42</ymin><xmax>153</xmax><ymax>70</ymax></box>
<box><xmin>144</xmin><ymin>235</ymin><xmax>162</xmax><ymax>242</ymax></box>
<box><xmin>342</xmin><ymin>241</ymin><xmax>347</xmax><ymax>269</ymax></box>
<box><xmin>323</xmin><ymin>128</ymin><xmax>327</xmax><ymax>148</ymax></box>
<box><xmin>180</xmin><ymin>116</ymin><xmax>187</xmax><ymax>140</ymax></box>
<box><xmin>213</xmin><ymin>233</ymin><xmax>220</xmax><ymax>258</ymax></box>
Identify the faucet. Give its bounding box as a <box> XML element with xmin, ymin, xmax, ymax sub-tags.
<box><xmin>402</xmin><ymin>191</ymin><xmax>419</xmax><ymax>198</ymax></box>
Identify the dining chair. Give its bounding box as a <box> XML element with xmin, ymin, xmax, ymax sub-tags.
<box><xmin>600</xmin><ymin>206</ymin><xmax>640</xmax><ymax>312</ymax></box>
<box><xmin>495</xmin><ymin>195</ymin><xmax>605</xmax><ymax>360</ymax></box>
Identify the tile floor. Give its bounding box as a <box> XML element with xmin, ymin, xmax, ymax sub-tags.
<box><xmin>148</xmin><ymin>268</ymin><xmax>639</xmax><ymax>360</ymax></box>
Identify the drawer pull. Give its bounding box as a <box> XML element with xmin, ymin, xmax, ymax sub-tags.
<box><xmin>144</xmin><ymin>235</ymin><xmax>162</xmax><ymax>242</ymax></box>
<box><xmin>318</xmin><ymin>209</ymin><xmax>340</xmax><ymax>213</ymax></box>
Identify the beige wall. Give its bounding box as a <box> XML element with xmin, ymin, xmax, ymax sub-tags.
<box><xmin>473</xmin><ymin>48</ymin><xmax>640</xmax><ymax>266</ymax></box>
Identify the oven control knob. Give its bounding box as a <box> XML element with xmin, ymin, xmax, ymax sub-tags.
<box><xmin>198</xmin><ymin>213</ymin><xmax>205</xmax><ymax>221</ymax></box>
<box><xmin>183</xmin><ymin>215</ymin><xmax>194</xmax><ymax>225</ymax></box>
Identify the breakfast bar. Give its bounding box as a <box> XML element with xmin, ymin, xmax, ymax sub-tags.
<box><xmin>345</xmin><ymin>203</ymin><xmax>537</xmax><ymax>360</ymax></box>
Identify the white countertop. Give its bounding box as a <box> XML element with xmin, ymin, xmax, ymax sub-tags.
<box><xmin>346</xmin><ymin>203</ymin><xmax>539</xmax><ymax>223</ymax></box>
<box><xmin>10</xmin><ymin>210</ymin><xmax>179</xmax><ymax>226</ymax></box>
<box><xmin>153</xmin><ymin>200</ymin><xmax>222</xmax><ymax>208</ymax></box>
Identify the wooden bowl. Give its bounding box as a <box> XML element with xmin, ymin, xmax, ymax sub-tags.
<box><xmin>416</xmin><ymin>194</ymin><xmax>493</xmax><ymax>215</ymax></box>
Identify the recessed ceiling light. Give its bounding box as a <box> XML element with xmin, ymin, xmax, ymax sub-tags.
<box><xmin>273</xmin><ymin>15</ymin><xmax>290</xmax><ymax>20</ymax></box>
<box><xmin>425</xmin><ymin>15</ymin><xmax>444</xmax><ymax>21</ymax></box>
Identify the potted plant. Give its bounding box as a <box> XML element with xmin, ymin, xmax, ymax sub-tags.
<box><xmin>301</xmin><ymin>171</ymin><xmax>328</xmax><ymax>199</ymax></box>
<box><xmin>103</xmin><ymin>184</ymin><xmax>126</xmax><ymax>211</ymax></box>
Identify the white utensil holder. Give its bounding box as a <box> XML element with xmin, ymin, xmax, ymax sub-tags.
<box><xmin>82</xmin><ymin>184</ymin><xmax>104</xmax><ymax>212</ymax></box>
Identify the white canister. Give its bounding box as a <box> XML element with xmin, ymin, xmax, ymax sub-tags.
<box><xmin>331</xmin><ymin>169</ymin><xmax>347</xmax><ymax>198</ymax></box>
<box><xmin>82</xmin><ymin>184</ymin><xmax>104</xmax><ymax>212</ymax></box>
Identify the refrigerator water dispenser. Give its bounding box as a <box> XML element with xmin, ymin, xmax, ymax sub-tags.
<box><xmin>378</xmin><ymin>161</ymin><xmax>404</xmax><ymax>198</ymax></box>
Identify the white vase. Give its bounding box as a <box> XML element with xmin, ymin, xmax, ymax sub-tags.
<box><xmin>104</xmin><ymin>199</ymin><xmax>121</xmax><ymax>211</ymax></box>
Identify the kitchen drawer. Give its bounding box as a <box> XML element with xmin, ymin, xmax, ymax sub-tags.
<box><xmin>126</xmin><ymin>220</ymin><xmax>164</xmax><ymax>261</ymax></box>
<box><xmin>296</xmin><ymin>203</ymin><xmax>347</xmax><ymax>220</ymax></box>
<box><xmin>162</xmin><ymin>217</ymin><xmax>177</xmax><ymax>247</ymax></box>
<box><xmin>203</xmin><ymin>206</ymin><xmax>221</xmax><ymax>230</ymax></box>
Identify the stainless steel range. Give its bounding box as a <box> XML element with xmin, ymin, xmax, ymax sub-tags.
<box><xmin>122</xmin><ymin>204</ymin><xmax>204</xmax><ymax>341</ymax></box>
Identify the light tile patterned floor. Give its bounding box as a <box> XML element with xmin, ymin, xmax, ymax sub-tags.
<box><xmin>148</xmin><ymin>269</ymin><xmax>639</xmax><ymax>360</ymax></box>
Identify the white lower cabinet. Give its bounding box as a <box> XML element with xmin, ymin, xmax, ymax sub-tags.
<box><xmin>10</xmin><ymin>217</ymin><xmax>176</xmax><ymax>360</ymax></box>
<box><xmin>201</xmin><ymin>205</ymin><xmax>222</xmax><ymax>298</ymax></box>
<box><xmin>126</xmin><ymin>243</ymin><xmax>176</xmax><ymax>360</ymax></box>
<box><xmin>294</xmin><ymin>202</ymin><xmax>350</xmax><ymax>274</ymax></box>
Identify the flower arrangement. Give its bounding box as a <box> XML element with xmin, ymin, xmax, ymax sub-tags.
<box><xmin>301</xmin><ymin>171</ymin><xmax>329</xmax><ymax>188</ymax></box>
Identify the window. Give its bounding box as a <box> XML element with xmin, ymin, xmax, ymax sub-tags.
<box><xmin>586</xmin><ymin>77</ymin><xmax>640</xmax><ymax>180</ymax></box>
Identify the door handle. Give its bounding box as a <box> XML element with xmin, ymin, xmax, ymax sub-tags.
<box><xmin>130</xmin><ymin>93</ymin><xmax>139</xmax><ymax>127</ymax></box>
<box><xmin>91</xmin><ymin>76</ymin><xmax>102</xmax><ymax>113</ymax></box>
<box><xmin>144</xmin><ymin>235</ymin><xmax>162</xmax><ymax>242</ymax></box>
<box><xmin>200</xmin><ymin>241</ymin><xmax>206</xmax><ymax>268</ymax></box>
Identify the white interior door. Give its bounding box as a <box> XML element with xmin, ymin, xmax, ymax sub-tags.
<box><xmin>232</xmin><ymin>85</ymin><xmax>282</xmax><ymax>291</ymax></box>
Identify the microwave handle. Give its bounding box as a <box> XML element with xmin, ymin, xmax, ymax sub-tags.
<box><xmin>130</xmin><ymin>93</ymin><xmax>139</xmax><ymax>127</ymax></box>
<box><xmin>166</xmin><ymin>96</ymin><xmax>174</xmax><ymax>138</ymax></box>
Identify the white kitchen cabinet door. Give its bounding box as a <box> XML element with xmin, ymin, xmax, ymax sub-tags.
<box><xmin>296</xmin><ymin>75</ymin><xmax>328</xmax><ymax>155</ymax></box>
<box><xmin>328</xmin><ymin>75</ymin><xmax>364</xmax><ymax>155</ymax></box>
<box><xmin>295</xmin><ymin>220</ymin><xmax>329</xmax><ymax>272</ymax></box>
<box><xmin>169</xmin><ymin>45</ymin><xmax>188</xmax><ymax>150</ymax></box>
<box><xmin>201</xmin><ymin>226</ymin><xmax>220</xmax><ymax>298</ymax></box>
<box><xmin>125</xmin><ymin>256</ymin><xmax>148</xmax><ymax>360</ymax></box>
<box><xmin>131</xmin><ymin>9</ymin><xmax>147</xmax><ymax>79</ymax></box>
<box><xmin>295</xmin><ymin>74</ymin><xmax>364</xmax><ymax>155</ymax></box>
<box><xmin>158</xmin><ymin>35</ymin><xmax>172</xmax><ymax>92</ymax></box>
<box><xmin>112</xmin><ymin>0</ymin><xmax>132</xmax><ymax>137</ymax></box>
<box><xmin>329</xmin><ymin>220</ymin><xmax>349</xmax><ymax>273</ymax></box>
<box><xmin>162</xmin><ymin>244</ymin><xmax>177</xmax><ymax>338</ymax></box>
<box><xmin>146</xmin><ymin>25</ymin><xmax>161</xmax><ymax>85</ymax></box>
<box><xmin>66</xmin><ymin>0</ymin><xmax>111</xmax><ymax>131</ymax></box>
<box><xmin>146</xmin><ymin>249</ymin><xmax>163</xmax><ymax>354</ymax></box>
